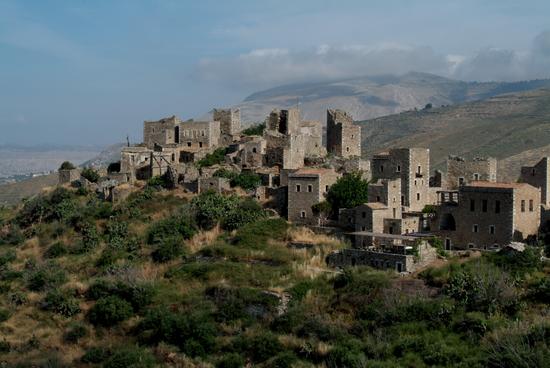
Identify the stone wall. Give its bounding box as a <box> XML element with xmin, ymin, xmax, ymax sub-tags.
<box><xmin>446</xmin><ymin>156</ymin><xmax>497</xmax><ymax>190</ymax></box>
<box><xmin>143</xmin><ymin>116</ymin><xmax>178</xmax><ymax>149</ymax></box>
<box><xmin>178</xmin><ymin>120</ymin><xmax>220</xmax><ymax>150</ymax></box>
<box><xmin>520</xmin><ymin>157</ymin><xmax>550</xmax><ymax>206</ymax></box>
<box><xmin>213</xmin><ymin>108</ymin><xmax>241</xmax><ymax>145</ymax></box>
<box><xmin>326</xmin><ymin>109</ymin><xmax>361</xmax><ymax>158</ymax></box>
<box><xmin>198</xmin><ymin>177</ymin><xmax>230</xmax><ymax>194</ymax></box>
<box><xmin>58</xmin><ymin>169</ymin><xmax>80</xmax><ymax>185</ymax></box>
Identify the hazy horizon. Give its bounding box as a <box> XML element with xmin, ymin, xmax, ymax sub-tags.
<box><xmin>1</xmin><ymin>0</ymin><xmax>550</xmax><ymax>146</ymax></box>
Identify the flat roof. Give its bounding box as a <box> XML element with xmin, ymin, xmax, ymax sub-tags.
<box><xmin>290</xmin><ymin>168</ymin><xmax>334</xmax><ymax>176</ymax></box>
<box><xmin>466</xmin><ymin>181</ymin><xmax>528</xmax><ymax>189</ymax></box>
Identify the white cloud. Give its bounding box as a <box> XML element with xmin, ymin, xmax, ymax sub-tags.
<box><xmin>196</xmin><ymin>31</ymin><xmax>550</xmax><ymax>89</ymax></box>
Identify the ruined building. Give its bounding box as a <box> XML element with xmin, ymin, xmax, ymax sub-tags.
<box><xmin>520</xmin><ymin>157</ymin><xmax>550</xmax><ymax>206</ymax></box>
<box><xmin>213</xmin><ymin>108</ymin><xmax>241</xmax><ymax>145</ymax></box>
<box><xmin>446</xmin><ymin>156</ymin><xmax>497</xmax><ymax>190</ymax></box>
<box><xmin>326</xmin><ymin>109</ymin><xmax>361</xmax><ymax>158</ymax></box>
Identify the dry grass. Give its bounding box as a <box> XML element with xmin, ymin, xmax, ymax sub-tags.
<box><xmin>187</xmin><ymin>225</ymin><xmax>222</xmax><ymax>254</ymax></box>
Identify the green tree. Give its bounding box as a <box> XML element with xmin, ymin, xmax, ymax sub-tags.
<box><xmin>59</xmin><ymin>161</ymin><xmax>76</xmax><ymax>170</ymax></box>
<box><xmin>326</xmin><ymin>173</ymin><xmax>369</xmax><ymax>215</ymax></box>
<box><xmin>241</xmin><ymin>123</ymin><xmax>265</xmax><ymax>136</ymax></box>
<box><xmin>81</xmin><ymin>167</ymin><xmax>100</xmax><ymax>183</ymax></box>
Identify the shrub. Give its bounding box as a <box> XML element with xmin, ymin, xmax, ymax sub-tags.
<box><xmin>191</xmin><ymin>192</ymin><xmax>239</xmax><ymax>230</ymax></box>
<box><xmin>326</xmin><ymin>173</ymin><xmax>369</xmax><ymax>215</ymax></box>
<box><xmin>105</xmin><ymin>220</ymin><xmax>129</xmax><ymax>249</ymax></box>
<box><xmin>137</xmin><ymin>308</ymin><xmax>217</xmax><ymax>357</ymax></box>
<box><xmin>64</xmin><ymin>323</ymin><xmax>88</xmax><ymax>343</ymax></box>
<box><xmin>27</xmin><ymin>266</ymin><xmax>67</xmax><ymax>291</ymax></box>
<box><xmin>0</xmin><ymin>224</ymin><xmax>24</xmax><ymax>245</ymax></box>
<box><xmin>213</xmin><ymin>168</ymin><xmax>237</xmax><ymax>180</ymax></box>
<box><xmin>217</xmin><ymin>353</ymin><xmax>245</xmax><ymax>368</ymax></box>
<box><xmin>81</xmin><ymin>347</ymin><xmax>111</xmax><ymax>364</ymax></box>
<box><xmin>205</xmin><ymin>286</ymin><xmax>279</xmax><ymax>323</ymax></box>
<box><xmin>103</xmin><ymin>346</ymin><xmax>156</xmax><ymax>368</ymax></box>
<box><xmin>86</xmin><ymin>280</ymin><xmax>155</xmax><ymax>313</ymax></box>
<box><xmin>88</xmin><ymin>296</ymin><xmax>134</xmax><ymax>326</ymax></box>
<box><xmin>81</xmin><ymin>167</ymin><xmax>100</xmax><ymax>183</ymax></box>
<box><xmin>79</xmin><ymin>222</ymin><xmax>100</xmax><ymax>252</ymax></box>
<box><xmin>233</xmin><ymin>332</ymin><xmax>284</xmax><ymax>363</ymax></box>
<box><xmin>269</xmin><ymin>352</ymin><xmax>298</xmax><ymax>368</ymax></box>
<box><xmin>0</xmin><ymin>308</ymin><xmax>11</xmax><ymax>322</ymax></box>
<box><xmin>41</xmin><ymin>290</ymin><xmax>81</xmax><ymax>317</ymax></box>
<box><xmin>325</xmin><ymin>339</ymin><xmax>367</xmax><ymax>368</ymax></box>
<box><xmin>147</xmin><ymin>214</ymin><xmax>196</xmax><ymax>245</ymax></box>
<box><xmin>241</xmin><ymin>123</ymin><xmax>265</xmax><ymax>136</ymax></box>
<box><xmin>230</xmin><ymin>172</ymin><xmax>261</xmax><ymax>190</ymax></box>
<box><xmin>232</xmin><ymin>218</ymin><xmax>288</xmax><ymax>249</ymax></box>
<box><xmin>197</xmin><ymin>147</ymin><xmax>228</xmax><ymax>168</ymax></box>
<box><xmin>0</xmin><ymin>339</ymin><xmax>10</xmax><ymax>353</ymax></box>
<box><xmin>0</xmin><ymin>250</ymin><xmax>16</xmax><ymax>266</ymax></box>
<box><xmin>44</xmin><ymin>242</ymin><xmax>68</xmax><ymax>259</ymax></box>
<box><xmin>59</xmin><ymin>161</ymin><xmax>76</xmax><ymax>170</ymax></box>
<box><xmin>222</xmin><ymin>198</ymin><xmax>266</xmax><ymax>231</ymax></box>
<box><xmin>152</xmin><ymin>237</ymin><xmax>184</xmax><ymax>263</ymax></box>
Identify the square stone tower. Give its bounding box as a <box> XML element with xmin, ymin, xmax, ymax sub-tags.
<box><xmin>326</xmin><ymin>109</ymin><xmax>361</xmax><ymax>158</ymax></box>
<box><xmin>213</xmin><ymin>108</ymin><xmax>241</xmax><ymax>145</ymax></box>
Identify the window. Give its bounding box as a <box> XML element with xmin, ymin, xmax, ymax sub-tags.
<box><xmin>470</xmin><ymin>199</ymin><xmax>475</xmax><ymax>212</ymax></box>
<box><xmin>362</xmin><ymin>211</ymin><xmax>366</xmax><ymax>218</ymax></box>
<box><xmin>187</xmin><ymin>142</ymin><xmax>191</xmax><ymax>147</ymax></box>
<box><xmin>380</xmin><ymin>165</ymin><xmax>384</xmax><ymax>173</ymax></box>
<box><xmin>393</xmin><ymin>197</ymin><xmax>396</xmax><ymax>203</ymax></box>
<box><xmin>296</xmin><ymin>185</ymin><xmax>301</xmax><ymax>192</ymax></box>
<box><xmin>376</xmin><ymin>196</ymin><xmax>381</xmax><ymax>202</ymax></box>
<box><xmin>307</xmin><ymin>185</ymin><xmax>312</xmax><ymax>193</ymax></box>
<box><xmin>300</xmin><ymin>211</ymin><xmax>306</xmax><ymax>218</ymax></box>
<box><xmin>199</xmin><ymin>142</ymin><xmax>203</xmax><ymax>148</ymax></box>
<box><xmin>416</xmin><ymin>193</ymin><xmax>420</xmax><ymax>201</ymax></box>
<box><xmin>392</xmin><ymin>208</ymin><xmax>396</xmax><ymax>218</ymax></box>
<box><xmin>171</xmin><ymin>153</ymin><xmax>175</xmax><ymax>162</ymax></box>
<box><xmin>414</xmin><ymin>180</ymin><xmax>417</xmax><ymax>186</ymax></box>
<box><xmin>401</xmin><ymin>195</ymin><xmax>405</xmax><ymax>205</ymax></box>
<box><xmin>490</xmin><ymin>225</ymin><xmax>495</xmax><ymax>234</ymax></box>
<box><xmin>532</xmin><ymin>168</ymin><xmax>536</xmax><ymax>176</ymax></box>
<box><xmin>417</xmin><ymin>165</ymin><xmax>422</xmax><ymax>174</ymax></box>
<box><xmin>445</xmin><ymin>238</ymin><xmax>451</xmax><ymax>251</ymax></box>
<box><xmin>482</xmin><ymin>199</ymin><xmax>488</xmax><ymax>212</ymax></box>
<box><xmin>459</xmin><ymin>177</ymin><xmax>465</xmax><ymax>186</ymax></box>
<box><xmin>325</xmin><ymin>185</ymin><xmax>329</xmax><ymax>192</ymax></box>
<box><xmin>396</xmin><ymin>165</ymin><xmax>401</xmax><ymax>172</ymax></box>
<box><xmin>473</xmin><ymin>224</ymin><xmax>478</xmax><ymax>233</ymax></box>
<box><xmin>351</xmin><ymin>134</ymin><xmax>354</xmax><ymax>139</ymax></box>
<box><xmin>346</xmin><ymin>147</ymin><xmax>350</xmax><ymax>152</ymax></box>
<box><xmin>495</xmin><ymin>200</ymin><xmax>501</xmax><ymax>213</ymax></box>
<box><xmin>529</xmin><ymin>199</ymin><xmax>534</xmax><ymax>212</ymax></box>
<box><xmin>521</xmin><ymin>200</ymin><xmax>525</xmax><ymax>212</ymax></box>
<box><xmin>252</xmin><ymin>147</ymin><xmax>257</xmax><ymax>153</ymax></box>
<box><xmin>473</xmin><ymin>173</ymin><xmax>480</xmax><ymax>180</ymax></box>
<box><xmin>361</xmin><ymin>226</ymin><xmax>366</xmax><ymax>231</ymax></box>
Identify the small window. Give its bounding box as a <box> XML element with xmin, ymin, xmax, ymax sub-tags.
<box><xmin>346</xmin><ymin>147</ymin><xmax>350</xmax><ymax>152</ymax></box>
<box><xmin>300</xmin><ymin>211</ymin><xmax>306</xmax><ymax>218</ymax></box>
<box><xmin>252</xmin><ymin>147</ymin><xmax>257</xmax><ymax>153</ymax></box>
<box><xmin>401</xmin><ymin>195</ymin><xmax>405</xmax><ymax>205</ymax></box>
<box><xmin>351</xmin><ymin>135</ymin><xmax>354</xmax><ymax>139</ymax></box>
<box><xmin>473</xmin><ymin>173</ymin><xmax>480</xmax><ymax>180</ymax></box>
<box><xmin>416</xmin><ymin>193</ymin><xmax>420</xmax><ymax>201</ymax></box>
<box><xmin>490</xmin><ymin>225</ymin><xmax>495</xmax><ymax>234</ymax></box>
<box><xmin>362</xmin><ymin>211</ymin><xmax>366</xmax><ymax>219</ymax></box>
<box><xmin>361</xmin><ymin>226</ymin><xmax>366</xmax><ymax>231</ymax></box>
<box><xmin>307</xmin><ymin>185</ymin><xmax>313</xmax><ymax>193</ymax></box>
<box><xmin>473</xmin><ymin>224</ymin><xmax>478</xmax><ymax>233</ymax></box>
<box><xmin>521</xmin><ymin>200</ymin><xmax>525</xmax><ymax>212</ymax></box>
<box><xmin>532</xmin><ymin>168</ymin><xmax>536</xmax><ymax>176</ymax></box>
<box><xmin>529</xmin><ymin>199</ymin><xmax>534</xmax><ymax>212</ymax></box>
<box><xmin>396</xmin><ymin>165</ymin><xmax>401</xmax><ymax>172</ymax></box>
<box><xmin>376</xmin><ymin>196</ymin><xmax>381</xmax><ymax>202</ymax></box>
<box><xmin>414</xmin><ymin>180</ymin><xmax>417</xmax><ymax>186</ymax></box>
<box><xmin>296</xmin><ymin>184</ymin><xmax>301</xmax><ymax>192</ymax></box>
<box><xmin>380</xmin><ymin>165</ymin><xmax>384</xmax><ymax>173</ymax></box>
<box><xmin>459</xmin><ymin>177</ymin><xmax>465</xmax><ymax>186</ymax></box>
<box><xmin>417</xmin><ymin>165</ymin><xmax>421</xmax><ymax>174</ymax></box>
<box><xmin>187</xmin><ymin>142</ymin><xmax>191</xmax><ymax>147</ymax></box>
<box><xmin>199</xmin><ymin>142</ymin><xmax>203</xmax><ymax>148</ymax></box>
<box><xmin>325</xmin><ymin>185</ymin><xmax>329</xmax><ymax>192</ymax></box>
<box><xmin>482</xmin><ymin>199</ymin><xmax>488</xmax><ymax>212</ymax></box>
<box><xmin>470</xmin><ymin>199</ymin><xmax>475</xmax><ymax>212</ymax></box>
<box><xmin>495</xmin><ymin>200</ymin><xmax>501</xmax><ymax>213</ymax></box>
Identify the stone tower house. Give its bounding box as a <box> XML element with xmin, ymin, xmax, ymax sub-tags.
<box><xmin>213</xmin><ymin>108</ymin><xmax>241</xmax><ymax>145</ymax></box>
<box><xmin>326</xmin><ymin>109</ymin><xmax>361</xmax><ymax>158</ymax></box>
<box><xmin>520</xmin><ymin>157</ymin><xmax>550</xmax><ymax>206</ymax></box>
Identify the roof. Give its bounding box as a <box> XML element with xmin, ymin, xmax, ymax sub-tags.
<box><xmin>466</xmin><ymin>181</ymin><xmax>529</xmax><ymax>189</ymax></box>
<box><xmin>365</xmin><ymin>202</ymin><xmax>387</xmax><ymax>210</ymax></box>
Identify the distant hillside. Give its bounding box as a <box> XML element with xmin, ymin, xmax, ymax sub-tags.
<box><xmin>357</xmin><ymin>88</ymin><xmax>550</xmax><ymax>181</ymax></box>
<box><xmin>0</xmin><ymin>173</ymin><xmax>57</xmax><ymax>206</ymax></box>
<box><xmin>234</xmin><ymin>72</ymin><xmax>550</xmax><ymax>124</ymax></box>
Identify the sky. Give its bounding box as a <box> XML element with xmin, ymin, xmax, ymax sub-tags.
<box><xmin>1</xmin><ymin>0</ymin><xmax>550</xmax><ymax>146</ymax></box>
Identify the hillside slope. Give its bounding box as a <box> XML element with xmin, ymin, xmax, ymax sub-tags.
<box><xmin>358</xmin><ymin>88</ymin><xmax>550</xmax><ymax>181</ymax></box>
<box><xmin>234</xmin><ymin>72</ymin><xmax>550</xmax><ymax>124</ymax></box>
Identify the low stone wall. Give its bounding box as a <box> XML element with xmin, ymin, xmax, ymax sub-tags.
<box><xmin>327</xmin><ymin>248</ymin><xmax>414</xmax><ymax>272</ymax></box>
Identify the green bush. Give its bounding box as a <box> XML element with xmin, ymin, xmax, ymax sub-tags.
<box><xmin>230</xmin><ymin>172</ymin><xmax>261</xmax><ymax>190</ymax></box>
<box><xmin>44</xmin><ymin>242</ymin><xmax>68</xmax><ymax>259</ymax></box>
<box><xmin>86</xmin><ymin>280</ymin><xmax>155</xmax><ymax>312</ymax></box>
<box><xmin>64</xmin><ymin>323</ymin><xmax>88</xmax><ymax>343</ymax></box>
<box><xmin>103</xmin><ymin>346</ymin><xmax>156</xmax><ymax>368</ymax></box>
<box><xmin>232</xmin><ymin>218</ymin><xmax>288</xmax><ymax>249</ymax></box>
<box><xmin>137</xmin><ymin>308</ymin><xmax>217</xmax><ymax>357</ymax></box>
<box><xmin>191</xmin><ymin>192</ymin><xmax>239</xmax><ymax>230</ymax></box>
<box><xmin>59</xmin><ymin>161</ymin><xmax>76</xmax><ymax>170</ymax></box>
<box><xmin>81</xmin><ymin>167</ymin><xmax>100</xmax><ymax>183</ymax></box>
<box><xmin>147</xmin><ymin>214</ymin><xmax>196</xmax><ymax>245</ymax></box>
<box><xmin>0</xmin><ymin>224</ymin><xmax>24</xmax><ymax>245</ymax></box>
<box><xmin>213</xmin><ymin>168</ymin><xmax>237</xmax><ymax>180</ymax></box>
<box><xmin>222</xmin><ymin>198</ymin><xmax>266</xmax><ymax>231</ymax></box>
<box><xmin>81</xmin><ymin>346</ymin><xmax>111</xmax><ymax>364</ymax></box>
<box><xmin>41</xmin><ymin>290</ymin><xmax>81</xmax><ymax>317</ymax></box>
<box><xmin>205</xmin><ymin>286</ymin><xmax>279</xmax><ymax>323</ymax></box>
<box><xmin>197</xmin><ymin>147</ymin><xmax>228</xmax><ymax>168</ymax></box>
<box><xmin>88</xmin><ymin>296</ymin><xmax>134</xmax><ymax>326</ymax></box>
<box><xmin>105</xmin><ymin>220</ymin><xmax>129</xmax><ymax>249</ymax></box>
<box><xmin>0</xmin><ymin>308</ymin><xmax>11</xmax><ymax>322</ymax></box>
<box><xmin>325</xmin><ymin>339</ymin><xmax>367</xmax><ymax>368</ymax></box>
<box><xmin>152</xmin><ymin>237</ymin><xmax>184</xmax><ymax>263</ymax></box>
<box><xmin>217</xmin><ymin>353</ymin><xmax>245</xmax><ymax>368</ymax></box>
<box><xmin>27</xmin><ymin>266</ymin><xmax>67</xmax><ymax>291</ymax></box>
<box><xmin>241</xmin><ymin>123</ymin><xmax>265</xmax><ymax>136</ymax></box>
<box><xmin>233</xmin><ymin>332</ymin><xmax>284</xmax><ymax>363</ymax></box>
<box><xmin>0</xmin><ymin>250</ymin><xmax>16</xmax><ymax>266</ymax></box>
<box><xmin>326</xmin><ymin>173</ymin><xmax>369</xmax><ymax>215</ymax></box>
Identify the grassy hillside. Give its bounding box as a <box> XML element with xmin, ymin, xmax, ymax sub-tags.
<box><xmin>358</xmin><ymin>88</ymin><xmax>550</xmax><ymax>181</ymax></box>
<box><xmin>0</xmin><ymin>174</ymin><xmax>58</xmax><ymax>206</ymax></box>
<box><xmin>0</xmin><ymin>185</ymin><xmax>549</xmax><ymax>367</ymax></box>
<box><xmin>235</xmin><ymin>72</ymin><xmax>550</xmax><ymax>124</ymax></box>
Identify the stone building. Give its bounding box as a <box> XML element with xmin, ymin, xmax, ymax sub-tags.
<box><xmin>143</xmin><ymin>116</ymin><xmax>179</xmax><ymax>149</ymax></box>
<box><xmin>298</xmin><ymin>120</ymin><xmax>325</xmax><ymax>157</ymax></box>
<box><xmin>446</xmin><ymin>156</ymin><xmax>497</xmax><ymax>190</ymax></box>
<box><xmin>287</xmin><ymin>168</ymin><xmax>339</xmax><ymax>225</ymax></box>
<box><xmin>198</xmin><ymin>177</ymin><xmax>230</xmax><ymax>194</ymax></box>
<box><xmin>433</xmin><ymin>181</ymin><xmax>541</xmax><ymax>250</ymax></box>
<box><xmin>267</xmin><ymin>108</ymin><xmax>301</xmax><ymax>135</ymax></box>
<box><xmin>213</xmin><ymin>108</ymin><xmax>241</xmax><ymax>145</ymax></box>
<box><xmin>58</xmin><ymin>168</ymin><xmax>80</xmax><ymax>184</ymax></box>
<box><xmin>371</xmin><ymin>148</ymin><xmax>434</xmax><ymax>212</ymax></box>
<box><xmin>520</xmin><ymin>157</ymin><xmax>550</xmax><ymax>206</ymax></box>
<box><xmin>120</xmin><ymin>146</ymin><xmax>153</xmax><ymax>181</ymax></box>
<box><xmin>264</xmin><ymin>131</ymin><xmax>306</xmax><ymax>170</ymax></box>
<box><xmin>143</xmin><ymin>116</ymin><xmax>220</xmax><ymax>151</ymax></box>
<box><xmin>326</xmin><ymin>109</ymin><xmax>361</xmax><ymax>158</ymax></box>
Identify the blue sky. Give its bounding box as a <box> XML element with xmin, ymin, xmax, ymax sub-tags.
<box><xmin>1</xmin><ymin>0</ymin><xmax>549</xmax><ymax>146</ymax></box>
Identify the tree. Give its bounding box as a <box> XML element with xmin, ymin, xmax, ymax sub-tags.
<box><xmin>81</xmin><ymin>167</ymin><xmax>100</xmax><ymax>183</ymax></box>
<box><xmin>241</xmin><ymin>123</ymin><xmax>265</xmax><ymax>136</ymax></box>
<box><xmin>59</xmin><ymin>161</ymin><xmax>76</xmax><ymax>170</ymax></box>
<box><xmin>326</xmin><ymin>173</ymin><xmax>369</xmax><ymax>215</ymax></box>
<box><xmin>424</xmin><ymin>103</ymin><xmax>433</xmax><ymax>110</ymax></box>
<box><xmin>312</xmin><ymin>201</ymin><xmax>332</xmax><ymax>226</ymax></box>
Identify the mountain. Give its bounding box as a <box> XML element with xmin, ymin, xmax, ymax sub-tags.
<box><xmin>357</xmin><ymin>88</ymin><xmax>550</xmax><ymax>181</ymax></box>
<box><xmin>234</xmin><ymin>72</ymin><xmax>550</xmax><ymax>124</ymax></box>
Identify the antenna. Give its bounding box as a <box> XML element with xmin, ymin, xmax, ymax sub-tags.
<box><xmin>126</xmin><ymin>135</ymin><xmax>130</xmax><ymax>147</ymax></box>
